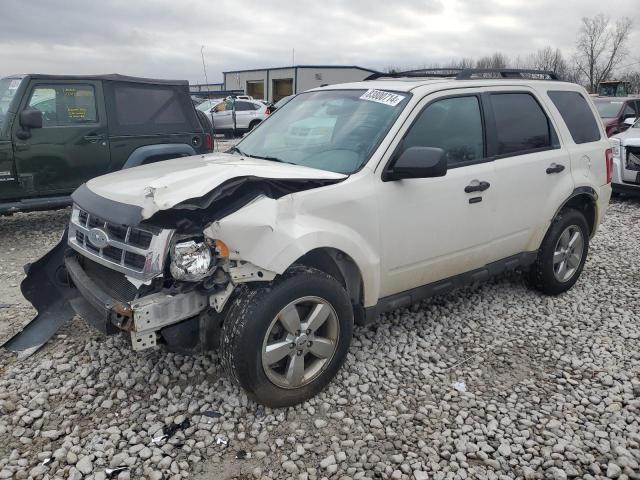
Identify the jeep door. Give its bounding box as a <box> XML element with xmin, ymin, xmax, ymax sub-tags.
<box><xmin>483</xmin><ymin>89</ymin><xmax>574</xmax><ymax>261</ymax></box>
<box><xmin>377</xmin><ymin>91</ymin><xmax>498</xmax><ymax>296</ymax></box>
<box><xmin>12</xmin><ymin>80</ymin><xmax>110</xmax><ymax>195</ymax></box>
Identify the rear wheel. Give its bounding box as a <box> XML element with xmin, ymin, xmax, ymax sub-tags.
<box><xmin>248</xmin><ymin>120</ymin><xmax>261</xmax><ymax>131</ymax></box>
<box><xmin>220</xmin><ymin>266</ymin><xmax>353</xmax><ymax>407</ymax></box>
<box><xmin>527</xmin><ymin>209</ymin><xmax>589</xmax><ymax>295</ymax></box>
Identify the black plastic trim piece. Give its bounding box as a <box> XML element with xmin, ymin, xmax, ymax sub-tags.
<box><xmin>612</xmin><ymin>182</ymin><xmax>640</xmax><ymax>196</ymax></box>
<box><xmin>360</xmin><ymin>251</ymin><xmax>537</xmax><ymax>325</ymax></box>
<box><xmin>72</xmin><ymin>183</ymin><xmax>144</xmax><ymax>226</ymax></box>
<box><xmin>366</xmin><ymin>68</ymin><xmax>560</xmax><ymax>81</ymax></box>
<box><xmin>0</xmin><ymin>195</ymin><xmax>72</xmax><ymax>215</ymax></box>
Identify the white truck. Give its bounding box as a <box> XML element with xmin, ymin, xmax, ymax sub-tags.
<box><xmin>5</xmin><ymin>69</ymin><xmax>612</xmax><ymax>407</ymax></box>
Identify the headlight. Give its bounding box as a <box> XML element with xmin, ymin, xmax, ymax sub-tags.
<box><xmin>611</xmin><ymin>138</ymin><xmax>621</xmax><ymax>159</ymax></box>
<box><xmin>170</xmin><ymin>240</ymin><xmax>215</xmax><ymax>281</ymax></box>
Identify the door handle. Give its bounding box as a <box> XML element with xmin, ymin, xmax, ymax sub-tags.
<box><xmin>464</xmin><ymin>180</ymin><xmax>491</xmax><ymax>193</ymax></box>
<box><xmin>84</xmin><ymin>134</ymin><xmax>105</xmax><ymax>143</ymax></box>
<box><xmin>546</xmin><ymin>163</ymin><xmax>565</xmax><ymax>174</ymax></box>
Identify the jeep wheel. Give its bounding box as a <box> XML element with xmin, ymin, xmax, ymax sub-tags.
<box><xmin>220</xmin><ymin>266</ymin><xmax>353</xmax><ymax>407</ymax></box>
<box><xmin>527</xmin><ymin>209</ymin><xmax>589</xmax><ymax>295</ymax></box>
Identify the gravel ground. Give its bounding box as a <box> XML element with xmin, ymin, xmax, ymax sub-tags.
<box><xmin>1</xmin><ymin>190</ymin><xmax>639</xmax><ymax>480</ymax></box>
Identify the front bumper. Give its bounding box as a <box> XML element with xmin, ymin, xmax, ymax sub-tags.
<box><xmin>2</xmin><ymin>234</ymin><xmax>209</xmax><ymax>357</ymax></box>
<box><xmin>65</xmin><ymin>254</ymin><xmax>209</xmax><ymax>350</ymax></box>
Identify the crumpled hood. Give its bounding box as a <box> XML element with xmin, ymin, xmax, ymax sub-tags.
<box><xmin>84</xmin><ymin>152</ymin><xmax>346</xmax><ymax>219</ymax></box>
<box><xmin>613</xmin><ymin>128</ymin><xmax>640</xmax><ymax>146</ymax></box>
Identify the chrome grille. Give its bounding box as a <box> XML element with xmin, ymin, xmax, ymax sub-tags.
<box><xmin>68</xmin><ymin>204</ymin><xmax>173</xmax><ymax>280</ymax></box>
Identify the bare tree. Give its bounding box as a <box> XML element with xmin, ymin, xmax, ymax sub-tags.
<box><xmin>475</xmin><ymin>52</ymin><xmax>509</xmax><ymax>69</ymax></box>
<box><xmin>575</xmin><ymin>14</ymin><xmax>633</xmax><ymax>92</ymax></box>
<box><xmin>524</xmin><ymin>47</ymin><xmax>569</xmax><ymax>78</ymax></box>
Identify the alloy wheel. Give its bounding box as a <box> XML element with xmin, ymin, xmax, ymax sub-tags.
<box><xmin>261</xmin><ymin>296</ymin><xmax>340</xmax><ymax>389</ymax></box>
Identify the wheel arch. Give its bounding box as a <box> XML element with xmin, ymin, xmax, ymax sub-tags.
<box><xmin>123</xmin><ymin>144</ymin><xmax>196</xmax><ymax>169</ymax></box>
<box><xmin>555</xmin><ymin>186</ymin><xmax>598</xmax><ymax>237</ymax></box>
<box><xmin>293</xmin><ymin>247</ymin><xmax>364</xmax><ymax>308</ymax></box>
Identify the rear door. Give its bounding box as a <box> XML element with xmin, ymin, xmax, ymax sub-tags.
<box><xmin>12</xmin><ymin>80</ymin><xmax>110</xmax><ymax>195</ymax></box>
<box><xmin>486</xmin><ymin>89</ymin><xmax>574</xmax><ymax>261</ymax></box>
<box><xmin>234</xmin><ymin>101</ymin><xmax>257</xmax><ymax>129</ymax></box>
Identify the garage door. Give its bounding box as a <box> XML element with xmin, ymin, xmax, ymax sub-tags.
<box><xmin>246</xmin><ymin>81</ymin><xmax>264</xmax><ymax>100</ymax></box>
<box><xmin>272</xmin><ymin>78</ymin><xmax>293</xmax><ymax>102</ymax></box>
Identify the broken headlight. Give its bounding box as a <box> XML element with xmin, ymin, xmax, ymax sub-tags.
<box><xmin>169</xmin><ymin>240</ymin><xmax>215</xmax><ymax>282</ymax></box>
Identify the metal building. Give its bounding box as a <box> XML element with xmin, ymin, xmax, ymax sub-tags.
<box><xmin>222</xmin><ymin>65</ymin><xmax>379</xmax><ymax>102</ymax></box>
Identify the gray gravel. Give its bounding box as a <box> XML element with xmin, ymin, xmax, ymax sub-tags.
<box><xmin>1</xmin><ymin>194</ymin><xmax>639</xmax><ymax>480</ymax></box>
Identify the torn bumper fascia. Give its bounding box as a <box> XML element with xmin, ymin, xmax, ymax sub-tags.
<box><xmin>1</xmin><ymin>236</ymin><xmax>215</xmax><ymax>357</ymax></box>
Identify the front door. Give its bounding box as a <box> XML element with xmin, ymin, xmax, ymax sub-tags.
<box><xmin>12</xmin><ymin>80</ymin><xmax>110</xmax><ymax>195</ymax></box>
<box><xmin>377</xmin><ymin>92</ymin><xmax>498</xmax><ymax>297</ymax></box>
<box><xmin>211</xmin><ymin>99</ymin><xmax>234</xmax><ymax>131</ymax></box>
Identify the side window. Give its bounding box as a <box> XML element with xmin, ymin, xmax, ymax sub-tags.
<box><xmin>401</xmin><ymin>96</ymin><xmax>484</xmax><ymax>167</ymax></box>
<box><xmin>490</xmin><ymin>93</ymin><xmax>551</xmax><ymax>156</ymax></box>
<box><xmin>547</xmin><ymin>91</ymin><xmax>601</xmax><ymax>144</ymax></box>
<box><xmin>106</xmin><ymin>82</ymin><xmax>200</xmax><ymax>135</ymax></box>
<box><xmin>28</xmin><ymin>85</ymin><xmax>97</xmax><ymax>127</ymax></box>
<box><xmin>235</xmin><ymin>101</ymin><xmax>253</xmax><ymax>112</ymax></box>
<box><xmin>623</xmin><ymin>102</ymin><xmax>636</xmax><ymax>117</ymax></box>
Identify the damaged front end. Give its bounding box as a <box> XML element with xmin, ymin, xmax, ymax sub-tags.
<box><xmin>3</xmin><ymin>170</ymin><xmax>343</xmax><ymax>358</ymax></box>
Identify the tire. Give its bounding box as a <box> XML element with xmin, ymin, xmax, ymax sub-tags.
<box><xmin>248</xmin><ymin>120</ymin><xmax>261</xmax><ymax>131</ymax></box>
<box><xmin>527</xmin><ymin>208</ymin><xmax>590</xmax><ymax>295</ymax></box>
<box><xmin>220</xmin><ymin>265</ymin><xmax>353</xmax><ymax>407</ymax></box>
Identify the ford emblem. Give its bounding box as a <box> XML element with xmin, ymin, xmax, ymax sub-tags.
<box><xmin>88</xmin><ymin>228</ymin><xmax>109</xmax><ymax>249</ymax></box>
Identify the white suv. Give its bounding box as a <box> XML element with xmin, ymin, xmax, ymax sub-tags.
<box><xmin>9</xmin><ymin>69</ymin><xmax>612</xmax><ymax>407</ymax></box>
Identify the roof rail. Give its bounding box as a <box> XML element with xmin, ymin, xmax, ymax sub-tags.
<box><xmin>365</xmin><ymin>68</ymin><xmax>560</xmax><ymax>81</ymax></box>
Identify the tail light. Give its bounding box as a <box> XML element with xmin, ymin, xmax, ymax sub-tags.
<box><xmin>265</xmin><ymin>107</ymin><xmax>272</xmax><ymax>115</ymax></box>
<box><xmin>605</xmin><ymin>148</ymin><xmax>613</xmax><ymax>184</ymax></box>
<box><xmin>205</xmin><ymin>133</ymin><xmax>214</xmax><ymax>152</ymax></box>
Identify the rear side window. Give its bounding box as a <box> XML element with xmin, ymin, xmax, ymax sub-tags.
<box><xmin>402</xmin><ymin>95</ymin><xmax>484</xmax><ymax>167</ymax></box>
<box><xmin>105</xmin><ymin>82</ymin><xmax>200</xmax><ymax>135</ymax></box>
<box><xmin>548</xmin><ymin>91</ymin><xmax>601</xmax><ymax>144</ymax></box>
<box><xmin>235</xmin><ymin>101</ymin><xmax>254</xmax><ymax>112</ymax></box>
<box><xmin>28</xmin><ymin>84</ymin><xmax>97</xmax><ymax>126</ymax></box>
<box><xmin>490</xmin><ymin>93</ymin><xmax>552</xmax><ymax>156</ymax></box>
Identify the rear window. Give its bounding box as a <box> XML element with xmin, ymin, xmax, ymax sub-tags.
<box><xmin>548</xmin><ymin>91</ymin><xmax>601</xmax><ymax>144</ymax></box>
<box><xmin>490</xmin><ymin>93</ymin><xmax>554</xmax><ymax>156</ymax></box>
<box><xmin>105</xmin><ymin>82</ymin><xmax>200</xmax><ymax>136</ymax></box>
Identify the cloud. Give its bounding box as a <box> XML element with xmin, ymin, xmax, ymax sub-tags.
<box><xmin>0</xmin><ymin>0</ymin><xmax>638</xmax><ymax>82</ymax></box>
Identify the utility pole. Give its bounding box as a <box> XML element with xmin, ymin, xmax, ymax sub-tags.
<box><xmin>200</xmin><ymin>45</ymin><xmax>211</xmax><ymax>102</ymax></box>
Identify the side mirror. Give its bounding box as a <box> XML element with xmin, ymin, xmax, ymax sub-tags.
<box><xmin>20</xmin><ymin>108</ymin><xmax>43</xmax><ymax>129</ymax></box>
<box><xmin>623</xmin><ymin>117</ymin><xmax>636</xmax><ymax>127</ymax></box>
<box><xmin>384</xmin><ymin>146</ymin><xmax>447</xmax><ymax>181</ymax></box>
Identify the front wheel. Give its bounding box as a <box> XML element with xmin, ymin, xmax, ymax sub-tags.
<box><xmin>220</xmin><ymin>266</ymin><xmax>353</xmax><ymax>407</ymax></box>
<box><xmin>527</xmin><ymin>208</ymin><xmax>589</xmax><ymax>295</ymax></box>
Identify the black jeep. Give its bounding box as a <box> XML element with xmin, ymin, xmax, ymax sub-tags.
<box><xmin>0</xmin><ymin>74</ymin><xmax>213</xmax><ymax>215</ymax></box>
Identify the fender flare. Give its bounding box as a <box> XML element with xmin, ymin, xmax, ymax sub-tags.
<box><xmin>123</xmin><ymin>144</ymin><xmax>196</xmax><ymax>169</ymax></box>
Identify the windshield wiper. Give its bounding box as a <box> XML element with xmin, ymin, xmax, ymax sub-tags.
<box><xmin>227</xmin><ymin>146</ymin><xmax>248</xmax><ymax>156</ymax></box>
<box><xmin>227</xmin><ymin>147</ymin><xmax>293</xmax><ymax>165</ymax></box>
<box><xmin>247</xmin><ymin>154</ymin><xmax>292</xmax><ymax>164</ymax></box>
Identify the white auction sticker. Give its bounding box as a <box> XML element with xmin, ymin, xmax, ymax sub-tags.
<box><xmin>360</xmin><ymin>89</ymin><xmax>405</xmax><ymax>106</ymax></box>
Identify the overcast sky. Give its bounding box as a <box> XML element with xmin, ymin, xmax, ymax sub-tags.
<box><xmin>1</xmin><ymin>0</ymin><xmax>638</xmax><ymax>83</ymax></box>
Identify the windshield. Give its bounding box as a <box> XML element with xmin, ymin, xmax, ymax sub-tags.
<box><xmin>594</xmin><ymin>99</ymin><xmax>624</xmax><ymax>118</ymax></box>
<box><xmin>232</xmin><ymin>89</ymin><xmax>409</xmax><ymax>174</ymax></box>
<box><xmin>0</xmin><ymin>77</ymin><xmax>23</xmax><ymax>130</ymax></box>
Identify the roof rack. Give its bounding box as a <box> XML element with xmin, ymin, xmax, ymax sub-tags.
<box><xmin>365</xmin><ymin>68</ymin><xmax>560</xmax><ymax>81</ymax></box>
